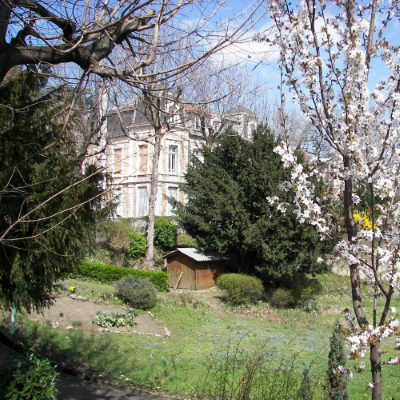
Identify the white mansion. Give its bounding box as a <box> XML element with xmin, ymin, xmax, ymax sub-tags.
<box><xmin>103</xmin><ymin>100</ymin><xmax>258</xmax><ymax>218</ymax></box>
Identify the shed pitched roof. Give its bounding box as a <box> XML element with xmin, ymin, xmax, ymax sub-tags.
<box><xmin>163</xmin><ymin>248</ymin><xmax>226</xmax><ymax>262</ymax></box>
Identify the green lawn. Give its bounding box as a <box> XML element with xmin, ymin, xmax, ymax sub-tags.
<box><xmin>2</xmin><ymin>273</ymin><xmax>399</xmax><ymax>399</ymax></box>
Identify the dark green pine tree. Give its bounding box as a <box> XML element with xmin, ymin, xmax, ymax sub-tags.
<box><xmin>0</xmin><ymin>68</ymin><xmax>109</xmax><ymax>312</ymax></box>
<box><xmin>325</xmin><ymin>325</ymin><xmax>349</xmax><ymax>400</ymax></box>
<box><xmin>174</xmin><ymin>125</ymin><xmax>336</xmax><ymax>280</ymax></box>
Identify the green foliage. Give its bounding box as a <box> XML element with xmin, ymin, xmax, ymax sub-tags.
<box><xmin>72</xmin><ymin>261</ymin><xmax>169</xmax><ymax>292</ymax></box>
<box><xmin>302</xmin><ymin>299</ymin><xmax>321</xmax><ymax>313</ymax></box>
<box><xmin>269</xmin><ymin>288</ymin><xmax>294</xmax><ymax>308</ymax></box>
<box><xmin>217</xmin><ymin>273</ymin><xmax>264</xmax><ymax>305</ymax></box>
<box><xmin>291</xmin><ymin>280</ymin><xmax>323</xmax><ymax>307</ymax></box>
<box><xmin>325</xmin><ymin>325</ymin><xmax>349</xmax><ymax>400</ymax></box>
<box><xmin>0</xmin><ymin>353</ymin><xmax>59</xmax><ymax>399</ymax></box>
<box><xmin>174</xmin><ymin>125</ymin><xmax>336</xmax><ymax>280</ymax></box>
<box><xmin>297</xmin><ymin>367</ymin><xmax>314</xmax><ymax>400</ymax></box>
<box><xmin>128</xmin><ymin>230</ymin><xmax>148</xmax><ymax>259</ymax></box>
<box><xmin>92</xmin><ymin>310</ymin><xmax>137</xmax><ymax>328</ymax></box>
<box><xmin>71</xmin><ymin>320</ymin><xmax>82</xmax><ymax>328</ymax></box>
<box><xmin>194</xmin><ymin>340</ymin><xmax>319</xmax><ymax>400</ymax></box>
<box><xmin>176</xmin><ymin>233</ymin><xmax>198</xmax><ymax>248</ymax></box>
<box><xmin>0</xmin><ymin>68</ymin><xmax>108</xmax><ymax>312</ymax></box>
<box><xmin>102</xmin><ymin>220</ymin><xmax>134</xmax><ymax>266</ymax></box>
<box><xmin>154</xmin><ymin>218</ymin><xmax>177</xmax><ymax>250</ymax></box>
<box><xmin>113</xmin><ymin>276</ymin><xmax>157</xmax><ymax>310</ymax></box>
<box><xmin>269</xmin><ymin>280</ymin><xmax>323</xmax><ymax>310</ymax></box>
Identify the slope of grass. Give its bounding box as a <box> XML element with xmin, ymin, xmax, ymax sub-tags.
<box><xmin>1</xmin><ymin>273</ymin><xmax>399</xmax><ymax>399</ymax></box>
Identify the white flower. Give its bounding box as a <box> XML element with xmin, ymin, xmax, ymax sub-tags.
<box><xmin>387</xmin><ymin>357</ymin><xmax>399</xmax><ymax>365</ymax></box>
<box><xmin>347</xmin><ymin>370</ymin><xmax>354</xmax><ymax>379</ymax></box>
<box><xmin>391</xmin><ymin>307</ymin><xmax>396</xmax><ymax>313</ymax></box>
<box><xmin>368</xmin><ymin>383</ymin><xmax>374</xmax><ymax>389</ymax></box>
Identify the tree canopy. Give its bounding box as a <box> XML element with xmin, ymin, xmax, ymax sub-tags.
<box><xmin>0</xmin><ymin>68</ymin><xmax>108</xmax><ymax>312</ymax></box>
<box><xmin>174</xmin><ymin>125</ymin><xmax>336</xmax><ymax>281</ymax></box>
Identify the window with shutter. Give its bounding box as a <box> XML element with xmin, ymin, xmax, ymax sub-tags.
<box><xmin>139</xmin><ymin>145</ymin><xmax>148</xmax><ymax>173</ymax></box>
<box><xmin>114</xmin><ymin>148</ymin><xmax>122</xmax><ymax>174</ymax></box>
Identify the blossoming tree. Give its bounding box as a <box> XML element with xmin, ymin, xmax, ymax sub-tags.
<box><xmin>259</xmin><ymin>0</ymin><xmax>400</xmax><ymax>398</ymax></box>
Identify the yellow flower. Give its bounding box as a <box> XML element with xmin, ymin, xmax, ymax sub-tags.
<box><xmin>353</xmin><ymin>212</ymin><xmax>378</xmax><ymax>229</ymax></box>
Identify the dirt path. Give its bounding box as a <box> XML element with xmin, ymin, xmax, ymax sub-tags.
<box><xmin>27</xmin><ymin>295</ymin><xmax>164</xmax><ymax>336</ymax></box>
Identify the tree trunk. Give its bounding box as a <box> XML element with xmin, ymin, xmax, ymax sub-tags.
<box><xmin>343</xmin><ymin>155</ymin><xmax>380</xmax><ymax>399</ymax></box>
<box><xmin>370</xmin><ymin>342</ymin><xmax>382</xmax><ymax>400</ymax></box>
<box><xmin>146</xmin><ymin>130</ymin><xmax>162</xmax><ymax>262</ymax></box>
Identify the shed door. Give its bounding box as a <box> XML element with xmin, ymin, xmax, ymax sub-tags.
<box><xmin>167</xmin><ymin>255</ymin><xmax>195</xmax><ymax>289</ymax></box>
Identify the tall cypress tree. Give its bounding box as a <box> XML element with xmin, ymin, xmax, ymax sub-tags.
<box><xmin>0</xmin><ymin>68</ymin><xmax>108</xmax><ymax>312</ymax></box>
<box><xmin>325</xmin><ymin>325</ymin><xmax>349</xmax><ymax>399</ymax></box>
<box><xmin>174</xmin><ymin>125</ymin><xmax>336</xmax><ymax>279</ymax></box>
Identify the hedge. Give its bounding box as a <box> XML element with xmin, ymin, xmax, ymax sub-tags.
<box><xmin>71</xmin><ymin>261</ymin><xmax>169</xmax><ymax>292</ymax></box>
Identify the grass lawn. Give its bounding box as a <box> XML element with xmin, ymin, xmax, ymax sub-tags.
<box><xmin>1</xmin><ymin>273</ymin><xmax>399</xmax><ymax>399</ymax></box>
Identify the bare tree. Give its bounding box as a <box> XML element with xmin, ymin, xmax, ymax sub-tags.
<box><xmin>0</xmin><ymin>0</ymin><xmax>265</xmax><ymax>83</ymax></box>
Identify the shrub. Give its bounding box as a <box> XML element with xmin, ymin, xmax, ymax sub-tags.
<box><xmin>154</xmin><ymin>218</ymin><xmax>177</xmax><ymax>250</ymax></box>
<box><xmin>102</xmin><ymin>220</ymin><xmax>134</xmax><ymax>266</ymax></box>
<box><xmin>92</xmin><ymin>310</ymin><xmax>137</xmax><ymax>328</ymax></box>
<box><xmin>194</xmin><ymin>339</ymin><xmax>320</xmax><ymax>400</ymax></box>
<box><xmin>269</xmin><ymin>288</ymin><xmax>294</xmax><ymax>308</ymax></box>
<box><xmin>297</xmin><ymin>367</ymin><xmax>314</xmax><ymax>400</ymax></box>
<box><xmin>177</xmin><ymin>233</ymin><xmax>198</xmax><ymax>248</ymax></box>
<box><xmin>71</xmin><ymin>261</ymin><xmax>169</xmax><ymax>292</ymax></box>
<box><xmin>325</xmin><ymin>325</ymin><xmax>349</xmax><ymax>400</ymax></box>
<box><xmin>128</xmin><ymin>231</ymin><xmax>148</xmax><ymax>259</ymax></box>
<box><xmin>0</xmin><ymin>353</ymin><xmax>59</xmax><ymax>399</ymax></box>
<box><xmin>291</xmin><ymin>280</ymin><xmax>323</xmax><ymax>307</ymax></box>
<box><xmin>114</xmin><ymin>275</ymin><xmax>157</xmax><ymax>309</ymax></box>
<box><xmin>216</xmin><ymin>273</ymin><xmax>264</xmax><ymax>305</ymax></box>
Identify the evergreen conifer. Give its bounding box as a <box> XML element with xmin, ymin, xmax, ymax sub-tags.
<box><xmin>0</xmin><ymin>68</ymin><xmax>108</xmax><ymax>312</ymax></box>
<box><xmin>174</xmin><ymin>125</ymin><xmax>336</xmax><ymax>279</ymax></box>
<box><xmin>325</xmin><ymin>325</ymin><xmax>349</xmax><ymax>399</ymax></box>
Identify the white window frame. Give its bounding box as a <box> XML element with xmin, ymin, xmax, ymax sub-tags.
<box><xmin>137</xmin><ymin>185</ymin><xmax>148</xmax><ymax>217</ymax></box>
<box><xmin>166</xmin><ymin>186</ymin><xmax>178</xmax><ymax>216</ymax></box>
<box><xmin>168</xmin><ymin>145</ymin><xmax>178</xmax><ymax>174</ymax></box>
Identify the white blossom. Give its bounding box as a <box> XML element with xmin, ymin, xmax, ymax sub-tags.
<box><xmin>266</xmin><ymin>0</ymin><xmax>400</xmax><ymax>378</ymax></box>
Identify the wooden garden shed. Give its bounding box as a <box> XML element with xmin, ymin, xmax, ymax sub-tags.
<box><xmin>163</xmin><ymin>248</ymin><xmax>225</xmax><ymax>290</ymax></box>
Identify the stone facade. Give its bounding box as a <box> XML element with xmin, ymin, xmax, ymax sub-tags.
<box><xmin>104</xmin><ymin>99</ymin><xmax>258</xmax><ymax>218</ymax></box>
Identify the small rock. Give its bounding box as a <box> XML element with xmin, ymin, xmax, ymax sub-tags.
<box><xmin>164</xmin><ymin>326</ymin><xmax>171</xmax><ymax>337</ymax></box>
<box><xmin>154</xmin><ymin>334</ymin><xmax>161</xmax><ymax>337</ymax></box>
<box><xmin>114</xmin><ymin>330</ymin><xmax>121</xmax><ymax>334</ymax></box>
<box><xmin>132</xmin><ymin>330</ymin><xmax>137</xmax><ymax>334</ymax></box>
<box><xmin>66</xmin><ymin>326</ymin><xmax>74</xmax><ymax>330</ymax></box>
<box><xmin>51</xmin><ymin>321</ymin><xmax>60</xmax><ymax>329</ymax></box>
<box><xmin>69</xmin><ymin>294</ymin><xmax>77</xmax><ymax>300</ymax></box>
